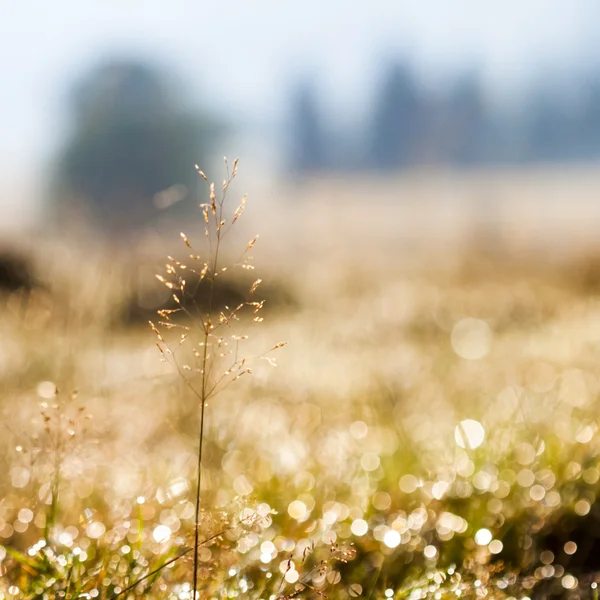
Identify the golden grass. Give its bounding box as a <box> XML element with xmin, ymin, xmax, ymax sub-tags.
<box><xmin>3</xmin><ymin>165</ymin><xmax>600</xmax><ymax>597</ymax></box>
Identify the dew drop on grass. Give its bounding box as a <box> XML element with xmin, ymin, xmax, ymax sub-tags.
<box><xmin>152</xmin><ymin>524</ymin><xmax>171</xmax><ymax>543</ymax></box>
<box><xmin>474</xmin><ymin>528</ymin><xmax>492</xmax><ymax>546</ymax></box>
<box><xmin>327</xmin><ymin>571</ymin><xmax>342</xmax><ymax>585</ymax></box>
<box><xmin>285</xmin><ymin>569</ymin><xmax>299</xmax><ymax>584</ymax></box>
<box><xmin>350</xmin><ymin>421</ymin><xmax>368</xmax><ymax>439</ymax></box>
<box><xmin>383</xmin><ymin>530</ymin><xmax>401</xmax><ymax>548</ymax></box>
<box><xmin>361</xmin><ymin>452</ymin><xmax>380</xmax><ymax>471</ymax></box>
<box><xmin>351</xmin><ymin>519</ymin><xmax>368</xmax><ymax>536</ymax></box>
<box><xmin>86</xmin><ymin>521</ymin><xmax>106</xmax><ymax>539</ymax></box>
<box><xmin>575</xmin><ymin>500</ymin><xmax>591</xmax><ymax>516</ymax></box>
<box><xmin>287</xmin><ymin>500</ymin><xmax>307</xmax><ymax>520</ymax></box>
<box><xmin>530</xmin><ymin>484</ymin><xmax>546</xmax><ymax>501</ymax></box>
<box><xmin>564</xmin><ymin>541</ymin><xmax>577</xmax><ymax>555</ymax></box>
<box><xmin>372</xmin><ymin>491</ymin><xmax>391</xmax><ymax>511</ymax></box>
<box><xmin>454</xmin><ymin>420</ymin><xmax>485</xmax><ymax>450</ymax></box>
<box><xmin>451</xmin><ymin>318</ymin><xmax>492</xmax><ymax>360</ymax></box>
<box><xmin>37</xmin><ymin>381</ymin><xmax>57</xmax><ymax>399</ymax></box>
<box><xmin>399</xmin><ymin>474</ymin><xmax>419</xmax><ymax>493</ymax></box>
<box><xmin>17</xmin><ymin>508</ymin><xmax>33</xmax><ymax>523</ymax></box>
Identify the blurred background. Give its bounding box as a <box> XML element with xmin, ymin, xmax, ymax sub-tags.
<box><xmin>3</xmin><ymin>0</ymin><xmax>600</xmax><ymax>243</ymax></box>
<box><xmin>6</xmin><ymin>4</ymin><xmax>600</xmax><ymax>595</ymax></box>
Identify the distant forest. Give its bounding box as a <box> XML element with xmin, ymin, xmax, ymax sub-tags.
<box><xmin>52</xmin><ymin>56</ymin><xmax>600</xmax><ymax>236</ymax></box>
<box><xmin>287</xmin><ymin>60</ymin><xmax>600</xmax><ymax>173</ymax></box>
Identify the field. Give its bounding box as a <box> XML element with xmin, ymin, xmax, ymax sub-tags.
<box><xmin>2</xmin><ymin>165</ymin><xmax>600</xmax><ymax>599</ymax></box>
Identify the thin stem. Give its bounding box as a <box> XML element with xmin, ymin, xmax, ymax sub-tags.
<box><xmin>46</xmin><ymin>413</ymin><xmax>62</xmax><ymax>539</ymax></box>
<box><xmin>113</xmin><ymin>548</ymin><xmax>192</xmax><ymax>600</ymax></box>
<box><xmin>111</xmin><ymin>511</ymin><xmax>257</xmax><ymax>600</ymax></box>
<box><xmin>193</xmin><ymin>181</ymin><xmax>225</xmax><ymax>600</ymax></box>
<box><xmin>191</xmin><ymin>303</ymin><xmax>212</xmax><ymax>598</ymax></box>
<box><xmin>192</xmin><ymin>349</ymin><xmax>208</xmax><ymax>599</ymax></box>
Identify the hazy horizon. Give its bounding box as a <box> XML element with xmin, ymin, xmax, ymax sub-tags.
<box><xmin>3</xmin><ymin>1</ymin><xmax>600</xmax><ymax>170</ymax></box>
<box><xmin>2</xmin><ymin>0</ymin><xmax>600</xmax><ymax>232</ymax></box>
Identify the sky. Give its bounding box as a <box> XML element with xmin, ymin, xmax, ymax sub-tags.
<box><xmin>1</xmin><ymin>0</ymin><xmax>599</xmax><ymax>203</ymax></box>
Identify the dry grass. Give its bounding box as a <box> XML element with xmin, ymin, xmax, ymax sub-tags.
<box><xmin>3</xmin><ymin>166</ymin><xmax>600</xmax><ymax>598</ymax></box>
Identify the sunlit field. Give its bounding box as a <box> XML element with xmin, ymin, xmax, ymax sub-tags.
<box><xmin>3</xmin><ymin>165</ymin><xmax>600</xmax><ymax>599</ymax></box>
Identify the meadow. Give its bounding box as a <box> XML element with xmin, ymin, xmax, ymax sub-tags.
<box><xmin>2</xmin><ymin>164</ymin><xmax>600</xmax><ymax>599</ymax></box>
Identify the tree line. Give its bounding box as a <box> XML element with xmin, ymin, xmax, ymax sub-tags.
<box><xmin>51</xmin><ymin>56</ymin><xmax>600</xmax><ymax>236</ymax></box>
<box><xmin>288</xmin><ymin>60</ymin><xmax>600</xmax><ymax>174</ymax></box>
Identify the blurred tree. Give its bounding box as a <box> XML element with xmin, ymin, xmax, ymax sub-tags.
<box><xmin>571</xmin><ymin>71</ymin><xmax>600</xmax><ymax>160</ymax></box>
<box><xmin>368</xmin><ymin>61</ymin><xmax>423</xmax><ymax>169</ymax></box>
<box><xmin>288</xmin><ymin>80</ymin><xmax>328</xmax><ymax>174</ymax></box>
<box><xmin>52</xmin><ymin>58</ymin><xmax>219</xmax><ymax>236</ymax></box>
<box><xmin>439</xmin><ymin>74</ymin><xmax>489</xmax><ymax>166</ymax></box>
<box><xmin>524</xmin><ymin>92</ymin><xmax>572</xmax><ymax>163</ymax></box>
